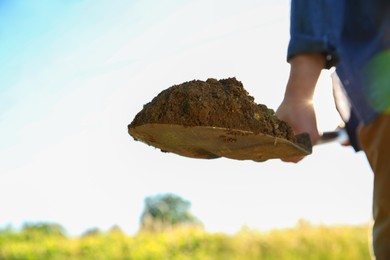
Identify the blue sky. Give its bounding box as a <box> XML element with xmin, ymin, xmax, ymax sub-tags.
<box><xmin>0</xmin><ymin>0</ymin><xmax>374</xmax><ymax>236</ymax></box>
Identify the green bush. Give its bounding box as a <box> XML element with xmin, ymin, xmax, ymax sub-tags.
<box><xmin>0</xmin><ymin>223</ymin><xmax>371</xmax><ymax>260</ymax></box>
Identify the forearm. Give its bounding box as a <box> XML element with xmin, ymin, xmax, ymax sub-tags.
<box><xmin>284</xmin><ymin>53</ymin><xmax>326</xmax><ymax>102</ymax></box>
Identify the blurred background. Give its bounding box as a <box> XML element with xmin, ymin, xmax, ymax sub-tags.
<box><xmin>0</xmin><ymin>0</ymin><xmax>373</xmax><ymax>238</ymax></box>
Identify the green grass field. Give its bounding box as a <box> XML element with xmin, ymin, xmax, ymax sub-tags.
<box><xmin>0</xmin><ymin>222</ymin><xmax>371</xmax><ymax>260</ymax></box>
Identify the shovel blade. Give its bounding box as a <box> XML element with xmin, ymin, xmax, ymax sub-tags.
<box><xmin>129</xmin><ymin>124</ymin><xmax>311</xmax><ymax>162</ymax></box>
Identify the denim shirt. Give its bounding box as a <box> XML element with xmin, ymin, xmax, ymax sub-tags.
<box><xmin>288</xmin><ymin>0</ymin><xmax>390</xmax><ymax>124</ymax></box>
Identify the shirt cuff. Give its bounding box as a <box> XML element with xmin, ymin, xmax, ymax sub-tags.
<box><xmin>287</xmin><ymin>34</ymin><xmax>339</xmax><ymax>69</ymax></box>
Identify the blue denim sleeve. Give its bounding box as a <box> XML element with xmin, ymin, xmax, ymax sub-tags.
<box><xmin>288</xmin><ymin>0</ymin><xmax>346</xmax><ymax>69</ymax></box>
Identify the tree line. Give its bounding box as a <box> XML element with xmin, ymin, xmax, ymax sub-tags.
<box><xmin>0</xmin><ymin>193</ymin><xmax>201</xmax><ymax>236</ymax></box>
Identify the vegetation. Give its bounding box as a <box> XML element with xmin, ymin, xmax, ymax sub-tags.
<box><xmin>140</xmin><ymin>193</ymin><xmax>202</xmax><ymax>232</ymax></box>
<box><xmin>0</xmin><ymin>196</ymin><xmax>371</xmax><ymax>259</ymax></box>
<box><xmin>0</xmin><ymin>221</ymin><xmax>371</xmax><ymax>260</ymax></box>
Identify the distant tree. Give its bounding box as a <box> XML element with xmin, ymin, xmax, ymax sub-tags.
<box><xmin>21</xmin><ymin>222</ymin><xmax>65</xmax><ymax>237</ymax></box>
<box><xmin>139</xmin><ymin>193</ymin><xmax>202</xmax><ymax>232</ymax></box>
<box><xmin>81</xmin><ymin>227</ymin><xmax>101</xmax><ymax>237</ymax></box>
<box><xmin>108</xmin><ymin>225</ymin><xmax>124</xmax><ymax>235</ymax></box>
<box><xmin>0</xmin><ymin>225</ymin><xmax>14</xmax><ymax>236</ymax></box>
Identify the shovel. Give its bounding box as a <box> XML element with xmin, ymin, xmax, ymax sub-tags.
<box><xmin>128</xmin><ymin>123</ymin><xmax>345</xmax><ymax>162</ymax></box>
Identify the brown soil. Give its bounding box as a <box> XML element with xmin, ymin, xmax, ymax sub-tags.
<box><xmin>129</xmin><ymin>77</ymin><xmax>296</xmax><ymax>142</ymax></box>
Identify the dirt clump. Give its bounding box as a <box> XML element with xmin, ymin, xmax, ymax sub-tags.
<box><xmin>129</xmin><ymin>77</ymin><xmax>296</xmax><ymax>142</ymax></box>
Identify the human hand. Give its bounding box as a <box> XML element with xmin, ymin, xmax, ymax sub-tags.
<box><xmin>276</xmin><ymin>97</ymin><xmax>320</xmax><ymax>163</ymax></box>
<box><xmin>276</xmin><ymin>53</ymin><xmax>325</xmax><ymax>162</ymax></box>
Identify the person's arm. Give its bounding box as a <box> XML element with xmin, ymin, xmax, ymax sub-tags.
<box><xmin>288</xmin><ymin>0</ymin><xmax>344</xmax><ymax>69</ymax></box>
<box><xmin>278</xmin><ymin>0</ymin><xmax>345</xmax><ymax>162</ymax></box>
<box><xmin>276</xmin><ymin>53</ymin><xmax>325</xmax><ymax>162</ymax></box>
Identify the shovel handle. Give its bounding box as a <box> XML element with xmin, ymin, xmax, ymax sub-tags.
<box><xmin>317</xmin><ymin>127</ymin><xmax>349</xmax><ymax>145</ymax></box>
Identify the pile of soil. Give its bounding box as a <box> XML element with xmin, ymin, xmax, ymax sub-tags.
<box><xmin>129</xmin><ymin>77</ymin><xmax>296</xmax><ymax>142</ymax></box>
